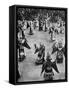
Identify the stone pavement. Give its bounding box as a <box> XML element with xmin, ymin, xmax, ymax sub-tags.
<box><xmin>18</xmin><ymin>29</ymin><xmax>65</xmax><ymax>82</ymax></box>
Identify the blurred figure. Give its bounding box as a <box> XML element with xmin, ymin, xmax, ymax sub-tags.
<box><xmin>28</xmin><ymin>21</ymin><xmax>34</xmax><ymax>35</ymax></box>
<box><xmin>52</xmin><ymin>40</ymin><xmax>58</xmax><ymax>54</ymax></box>
<box><xmin>49</xmin><ymin>27</ymin><xmax>55</xmax><ymax>41</ymax></box>
<box><xmin>34</xmin><ymin>43</ymin><xmax>45</xmax><ymax>65</ymax></box>
<box><xmin>56</xmin><ymin>40</ymin><xmax>65</xmax><ymax>63</ymax></box>
<box><xmin>18</xmin><ymin>27</ymin><xmax>31</xmax><ymax>62</ymax></box>
<box><xmin>52</xmin><ymin>40</ymin><xmax>65</xmax><ymax>63</ymax></box>
<box><xmin>41</xmin><ymin>52</ymin><xmax>59</xmax><ymax>80</ymax></box>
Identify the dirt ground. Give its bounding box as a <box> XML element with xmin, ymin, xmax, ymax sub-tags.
<box><xmin>18</xmin><ymin>28</ymin><xmax>65</xmax><ymax>82</ymax></box>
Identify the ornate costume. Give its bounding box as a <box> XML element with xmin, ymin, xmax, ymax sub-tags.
<box><xmin>52</xmin><ymin>40</ymin><xmax>65</xmax><ymax>63</ymax></box>
<box><xmin>34</xmin><ymin>44</ymin><xmax>45</xmax><ymax>65</ymax></box>
<box><xmin>18</xmin><ymin>29</ymin><xmax>31</xmax><ymax>62</ymax></box>
<box><xmin>41</xmin><ymin>52</ymin><xmax>59</xmax><ymax>80</ymax></box>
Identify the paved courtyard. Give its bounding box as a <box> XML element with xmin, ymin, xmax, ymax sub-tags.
<box><xmin>18</xmin><ymin>28</ymin><xmax>65</xmax><ymax>82</ymax></box>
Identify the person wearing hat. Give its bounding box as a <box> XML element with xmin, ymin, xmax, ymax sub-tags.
<box><xmin>34</xmin><ymin>43</ymin><xmax>45</xmax><ymax>65</ymax></box>
<box><xmin>52</xmin><ymin>40</ymin><xmax>58</xmax><ymax>54</ymax></box>
<box><xmin>41</xmin><ymin>52</ymin><xmax>59</xmax><ymax>80</ymax></box>
<box><xmin>17</xmin><ymin>24</ymin><xmax>31</xmax><ymax>62</ymax></box>
<box><xmin>56</xmin><ymin>40</ymin><xmax>65</xmax><ymax>63</ymax></box>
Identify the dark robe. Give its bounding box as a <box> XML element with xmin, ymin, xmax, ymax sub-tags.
<box><xmin>41</xmin><ymin>59</ymin><xmax>59</xmax><ymax>80</ymax></box>
<box><xmin>56</xmin><ymin>49</ymin><xmax>64</xmax><ymax>63</ymax></box>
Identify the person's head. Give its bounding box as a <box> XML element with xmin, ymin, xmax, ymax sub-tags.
<box><xmin>46</xmin><ymin>52</ymin><xmax>52</xmax><ymax>61</ymax></box>
<box><xmin>58</xmin><ymin>40</ymin><xmax>63</xmax><ymax>48</ymax></box>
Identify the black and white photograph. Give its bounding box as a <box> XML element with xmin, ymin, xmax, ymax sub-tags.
<box><xmin>0</xmin><ymin>0</ymin><xmax>69</xmax><ymax>89</ymax></box>
<box><xmin>14</xmin><ymin>5</ymin><xmax>67</xmax><ymax>84</ymax></box>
